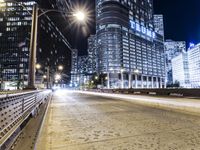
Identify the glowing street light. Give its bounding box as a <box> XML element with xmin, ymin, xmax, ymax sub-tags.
<box><xmin>134</xmin><ymin>69</ymin><xmax>140</xmax><ymax>74</ymax></box>
<box><xmin>36</xmin><ymin>64</ymin><xmax>41</xmax><ymax>69</ymax></box>
<box><xmin>43</xmin><ymin>75</ymin><xmax>47</xmax><ymax>79</ymax></box>
<box><xmin>55</xmin><ymin>74</ymin><xmax>61</xmax><ymax>80</ymax></box>
<box><xmin>73</xmin><ymin>11</ymin><xmax>86</xmax><ymax>21</ymax></box>
<box><xmin>58</xmin><ymin>65</ymin><xmax>63</xmax><ymax>71</ymax></box>
<box><xmin>95</xmin><ymin>76</ymin><xmax>98</xmax><ymax>80</ymax></box>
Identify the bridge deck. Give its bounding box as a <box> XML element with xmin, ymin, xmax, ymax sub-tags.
<box><xmin>36</xmin><ymin>90</ymin><xmax>200</xmax><ymax>150</ymax></box>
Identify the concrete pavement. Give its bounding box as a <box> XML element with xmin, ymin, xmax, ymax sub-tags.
<box><xmin>77</xmin><ymin>91</ymin><xmax>200</xmax><ymax>115</ymax></box>
<box><xmin>36</xmin><ymin>90</ymin><xmax>200</xmax><ymax>150</ymax></box>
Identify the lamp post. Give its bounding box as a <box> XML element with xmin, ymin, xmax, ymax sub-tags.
<box><xmin>27</xmin><ymin>7</ymin><xmax>87</xmax><ymax>89</ymax></box>
<box><xmin>27</xmin><ymin>4</ymin><xmax>38</xmax><ymax>89</ymax></box>
<box><xmin>0</xmin><ymin>1</ymin><xmax>87</xmax><ymax>89</ymax></box>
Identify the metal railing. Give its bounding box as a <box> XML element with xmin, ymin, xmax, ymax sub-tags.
<box><xmin>0</xmin><ymin>90</ymin><xmax>51</xmax><ymax>148</ymax></box>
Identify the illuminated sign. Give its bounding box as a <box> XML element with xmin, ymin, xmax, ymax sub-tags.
<box><xmin>130</xmin><ymin>20</ymin><xmax>155</xmax><ymax>39</ymax></box>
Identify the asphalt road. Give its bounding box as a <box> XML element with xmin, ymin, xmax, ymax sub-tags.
<box><xmin>36</xmin><ymin>90</ymin><xmax>200</xmax><ymax>150</ymax></box>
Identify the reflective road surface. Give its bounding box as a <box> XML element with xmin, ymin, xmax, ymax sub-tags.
<box><xmin>36</xmin><ymin>90</ymin><xmax>200</xmax><ymax>150</ymax></box>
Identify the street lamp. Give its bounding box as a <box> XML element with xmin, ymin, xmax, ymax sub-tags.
<box><xmin>55</xmin><ymin>74</ymin><xmax>61</xmax><ymax>81</ymax></box>
<box><xmin>43</xmin><ymin>75</ymin><xmax>47</xmax><ymax>79</ymax></box>
<box><xmin>58</xmin><ymin>65</ymin><xmax>64</xmax><ymax>71</ymax></box>
<box><xmin>0</xmin><ymin>1</ymin><xmax>88</xmax><ymax>89</ymax></box>
<box><xmin>134</xmin><ymin>69</ymin><xmax>140</xmax><ymax>74</ymax></box>
<box><xmin>95</xmin><ymin>76</ymin><xmax>98</xmax><ymax>80</ymax></box>
<box><xmin>36</xmin><ymin>64</ymin><xmax>41</xmax><ymax>70</ymax></box>
<box><xmin>27</xmin><ymin>5</ymin><xmax>87</xmax><ymax>89</ymax></box>
<box><xmin>73</xmin><ymin>11</ymin><xmax>86</xmax><ymax>21</ymax></box>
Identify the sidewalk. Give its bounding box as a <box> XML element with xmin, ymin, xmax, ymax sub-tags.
<box><xmin>76</xmin><ymin>91</ymin><xmax>200</xmax><ymax>115</ymax></box>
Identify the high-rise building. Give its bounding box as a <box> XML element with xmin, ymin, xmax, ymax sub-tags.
<box><xmin>0</xmin><ymin>0</ymin><xmax>72</xmax><ymax>89</ymax></box>
<box><xmin>71</xmin><ymin>35</ymin><xmax>97</xmax><ymax>87</ymax></box>
<box><xmin>70</xmin><ymin>49</ymin><xmax>78</xmax><ymax>87</ymax></box>
<box><xmin>154</xmin><ymin>15</ymin><xmax>164</xmax><ymax>36</ymax></box>
<box><xmin>187</xmin><ymin>44</ymin><xmax>200</xmax><ymax>88</ymax></box>
<box><xmin>171</xmin><ymin>43</ymin><xmax>200</xmax><ymax>88</ymax></box>
<box><xmin>164</xmin><ymin>40</ymin><xmax>186</xmax><ymax>85</ymax></box>
<box><xmin>87</xmin><ymin>35</ymin><xmax>97</xmax><ymax>74</ymax></box>
<box><xmin>96</xmin><ymin>0</ymin><xmax>165</xmax><ymax>89</ymax></box>
<box><xmin>171</xmin><ymin>52</ymin><xmax>190</xmax><ymax>88</ymax></box>
<box><xmin>77</xmin><ymin>55</ymin><xmax>90</xmax><ymax>86</ymax></box>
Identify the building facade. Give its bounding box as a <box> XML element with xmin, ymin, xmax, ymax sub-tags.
<box><xmin>70</xmin><ymin>49</ymin><xmax>78</xmax><ymax>87</ymax></box>
<box><xmin>171</xmin><ymin>43</ymin><xmax>200</xmax><ymax>88</ymax></box>
<box><xmin>171</xmin><ymin>52</ymin><xmax>190</xmax><ymax>88</ymax></box>
<box><xmin>0</xmin><ymin>0</ymin><xmax>72</xmax><ymax>89</ymax></box>
<box><xmin>77</xmin><ymin>55</ymin><xmax>90</xmax><ymax>86</ymax></box>
<box><xmin>87</xmin><ymin>35</ymin><xmax>97</xmax><ymax>74</ymax></box>
<box><xmin>164</xmin><ymin>40</ymin><xmax>186</xmax><ymax>85</ymax></box>
<box><xmin>96</xmin><ymin>0</ymin><xmax>165</xmax><ymax>89</ymax></box>
<box><xmin>187</xmin><ymin>44</ymin><xmax>200</xmax><ymax>88</ymax></box>
<box><xmin>154</xmin><ymin>15</ymin><xmax>164</xmax><ymax>36</ymax></box>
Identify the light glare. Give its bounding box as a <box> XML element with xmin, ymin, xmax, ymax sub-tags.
<box><xmin>73</xmin><ymin>11</ymin><xmax>85</xmax><ymax>21</ymax></box>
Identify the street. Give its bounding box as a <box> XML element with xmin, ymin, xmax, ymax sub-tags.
<box><xmin>36</xmin><ymin>90</ymin><xmax>200</xmax><ymax>150</ymax></box>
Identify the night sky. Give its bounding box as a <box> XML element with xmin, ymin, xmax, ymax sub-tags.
<box><xmin>68</xmin><ymin>0</ymin><xmax>200</xmax><ymax>55</ymax></box>
<box><xmin>154</xmin><ymin>0</ymin><xmax>200</xmax><ymax>47</ymax></box>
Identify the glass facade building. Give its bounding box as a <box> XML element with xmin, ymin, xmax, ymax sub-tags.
<box><xmin>96</xmin><ymin>0</ymin><xmax>165</xmax><ymax>88</ymax></box>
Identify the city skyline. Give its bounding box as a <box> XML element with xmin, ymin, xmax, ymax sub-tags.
<box><xmin>70</xmin><ymin>0</ymin><xmax>200</xmax><ymax>55</ymax></box>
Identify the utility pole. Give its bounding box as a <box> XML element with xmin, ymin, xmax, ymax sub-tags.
<box><xmin>27</xmin><ymin>4</ymin><xmax>38</xmax><ymax>89</ymax></box>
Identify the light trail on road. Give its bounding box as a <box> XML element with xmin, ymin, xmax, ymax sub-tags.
<box><xmin>75</xmin><ymin>90</ymin><xmax>200</xmax><ymax>114</ymax></box>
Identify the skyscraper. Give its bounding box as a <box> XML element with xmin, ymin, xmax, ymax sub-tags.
<box><xmin>70</xmin><ymin>49</ymin><xmax>78</xmax><ymax>87</ymax></box>
<box><xmin>96</xmin><ymin>0</ymin><xmax>165</xmax><ymax>89</ymax></box>
<box><xmin>187</xmin><ymin>44</ymin><xmax>200</xmax><ymax>88</ymax></box>
<box><xmin>87</xmin><ymin>35</ymin><xmax>97</xmax><ymax>74</ymax></box>
<box><xmin>154</xmin><ymin>15</ymin><xmax>164</xmax><ymax>36</ymax></box>
<box><xmin>171</xmin><ymin>43</ymin><xmax>200</xmax><ymax>88</ymax></box>
<box><xmin>172</xmin><ymin>52</ymin><xmax>190</xmax><ymax>88</ymax></box>
<box><xmin>164</xmin><ymin>40</ymin><xmax>186</xmax><ymax>85</ymax></box>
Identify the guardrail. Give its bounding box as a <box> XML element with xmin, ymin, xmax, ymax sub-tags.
<box><xmin>0</xmin><ymin>90</ymin><xmax>29</xmax><ymax>96</ymax></box>
<box><xmin>88</xmin><ymin>88</ymin><xmax>200</xmax><ymax>97</ymax></box>
<box><xmin>0</xmin><ymin>90</ymin><xmax>51</xmax><ymax>149</ymax></box>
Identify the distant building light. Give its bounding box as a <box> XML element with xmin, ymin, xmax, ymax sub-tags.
<box><xmin>189</xmin><ymin>43</ymin><xmax>195</xmax><ymax>48</ymax></box>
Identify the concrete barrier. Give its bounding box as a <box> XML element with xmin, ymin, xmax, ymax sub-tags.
<box><xmin>91</xmin><ymin>88</ymin><xmax>200</xmax><ymax>98</ymax></box>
